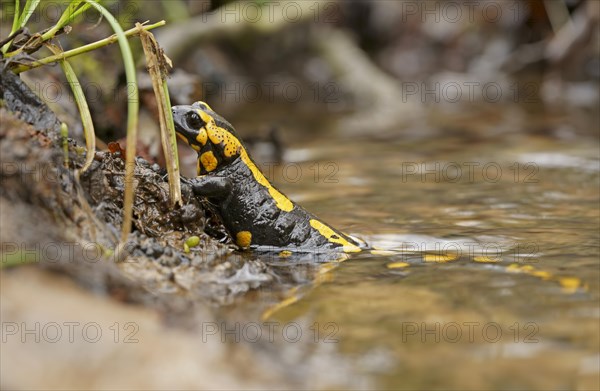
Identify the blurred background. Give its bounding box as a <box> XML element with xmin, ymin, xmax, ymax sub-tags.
<box><xmin>5</xmin><ymin>0</ymin><xmax>598</xmax><ymax>164</ymax></box>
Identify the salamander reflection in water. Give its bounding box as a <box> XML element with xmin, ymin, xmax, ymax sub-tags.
<box><xmin>172</xmin><ymin>101</ymin><xmax>366</xmax><ymax>254</ymax></box>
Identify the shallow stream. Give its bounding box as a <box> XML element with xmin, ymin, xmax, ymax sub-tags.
<box><xmin>220</xmin><ymin>106</ymin><xmax>600</xmax><ymax>389</ymax></box>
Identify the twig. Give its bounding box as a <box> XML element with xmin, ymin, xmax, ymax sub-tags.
<box><xmin>10</xmin><ymin>20</ymin><xmax>165</xmax><ymax>74</ymax></box>
<box><xmin>0</xmin><ymin>28</ymin><xmax>24</xmax><ymax>49</ymax></box>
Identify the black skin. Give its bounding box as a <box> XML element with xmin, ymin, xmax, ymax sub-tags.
<box><xmin>172</xmin><ymin>103</ymin><xmax>365</xmax><ymax>253</ymax></box>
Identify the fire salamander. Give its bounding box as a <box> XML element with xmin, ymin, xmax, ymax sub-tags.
<box><xmin>172</xmin><ymin>101</ymin><xmax>366</xmax><ymax>253</ymax></box>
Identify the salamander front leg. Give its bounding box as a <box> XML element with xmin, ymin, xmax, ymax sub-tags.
<box><xmin>190</xmin><ymin>176</ymin><xmax>233</xmax><ymax>199</ymax></box>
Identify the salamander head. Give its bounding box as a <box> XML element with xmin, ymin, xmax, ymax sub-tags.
<box><xmin>172</xmin><ymin>101</ymin><xmax>244</xmax><ymax>175</ymax></box>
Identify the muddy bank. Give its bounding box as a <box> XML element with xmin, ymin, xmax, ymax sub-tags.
<box><xmin>1</xmin><ymin>70</ymin><xmax>278</xmax><ymax>305</ymax></box>
<box><xmin>0</xmin><ymin>68</ymin><xmax>335</xmax><ymax>390</ymax></box>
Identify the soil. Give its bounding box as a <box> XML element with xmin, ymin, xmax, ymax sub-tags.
<box><xmin>1</xmin><ymin>70</ymin><xmax>276</xmax><ymax>310</ymax></box>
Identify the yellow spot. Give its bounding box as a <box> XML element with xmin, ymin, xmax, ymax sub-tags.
<box><xmin>200</xmin><ymin>151</ymin><xmax>218</xmax><ymax>172</ymax></box>
<box><xmin>236</xmin><ymin>231</ymin><xmax>252</xmax><ymax>248</ymax></box>
<box><xmin>309</xmin><ymin>219</ymin><xmax>361</xmax><ymax>253</ymax></box>
<box><xmin>223</xmin><ymin>133</ymin><xmax>242</xmax><ymax>157</ymax></box>
<box><xmin>279</xmin><ymin>250</ymin><xmax>292</xmax><ymax>258</ymax></box>
<box><xmin>208</xmin><ymin>128</ymin><xmax>224</xmax><ymax>144</ymax></box>
<box><xmin>196</xmin><ymin>128</ymin><xmax>207</xmax><ymax>145</ymax></box>
<box><xmin>371</xmin><ymin>249</ymin><xmax>396</xmax><ymax>256</ymax></box>
<box><xmin>190</xmin><ymin>144</ymin><xmax>200</xmax><ymax>152</ymax></box>
<box><xmin>520</xmin><ymin>265</ymin><xmax>535</xmax><ymax>272</ymax></box>
<box><xmin>387</xmin><ymin>262</ymin><xmax>410</xmax><ymax>269</ymax></box>
<box><xmin>206</xmin><ymin>127</ymin><xmax>241</xmax><ymax>158</ymax></box>
<box><xmin>473</xmin><ymin>256</ymin><xmax>499</xmax><ymax>263</ymax></box>
<box><xmin>198</xmin><ymin>110</ymin><xmax>241</xmax><ymax>158</ymax></box>
<box><xmin>241</xmin><ymin>150</ymin><xmax>294</xmax><ymax>212</ymax></box>
<box><xmin>504</xmin><ymin>264</ymin><xmax>584</xmax><ymax>293</ymax></box>
<box><xmin>530</xmin><ymin>270</ymin><xmax>552</xmax><ymax>280</ymax></box>
<box><xmin>558</xmin><ymin>277</ymin><xmax>581</xmax><ymax>291</ymax></box>
<box><xmin>424</xmin><ymin>253</ymin><xmax>458</xmax><ymax>263</ymax></box>
<box><xmin>506</xmin><ymin>264</ymin><xmax>536</xmax><ymax>273</ymax></box>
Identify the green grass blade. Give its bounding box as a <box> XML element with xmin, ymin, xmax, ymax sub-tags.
<box><xmin>11</xmin><ymin>0</ymin><xmax>21</xmax><ymax>33</ymax></box>
<box><xmin>47</xmin><ymin>43</ymin><xmax>96</xmax><ymax>174</ymax></box>
<box><xmin>62</xmin><ymin>2</ymin><xmax>92</xmax><ymax>26</ymax></box>
<box><xmin>83</xmin><ymin>0</ymin><xmax>139</xmax><ymax>243</ymax></box>
<box><xmin>1</xmin><ymin>0</ymin><xmax>21</xmax><ymax>53</ymax></box>
<box><xmin>64</xmin><ymin>61</ymin><xmax>97</xmax><ymax>173</ymax></box>
<box><xmin>18</xmin><ymin>0</ymin><xmax>41</xmax><ymax>28</ymax></box>
<box><xmin>41</xmin><ymin>1</ymin><xmax>84</xmax><ymax>41</ymax></box>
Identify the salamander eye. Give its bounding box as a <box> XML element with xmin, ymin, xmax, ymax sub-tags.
<box><xmin>186</xmin><ymin>111</ymin><xmax>205</xmax><ymax>130</ymax></box>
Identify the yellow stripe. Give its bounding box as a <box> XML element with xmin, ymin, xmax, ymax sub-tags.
<box><xmin>240</xmin><ymin>149</ymin><xmax>294</xmax><ymax>212</ymax></box>
<box><xmin>197</xmin><ymin>108</ymin><xmax>294</xmax><ymax>212</ymax></box>
<box><xmin>309</xmin><ymin>219</ymin><xmax>361</xmax><ymax>253</ymax></box>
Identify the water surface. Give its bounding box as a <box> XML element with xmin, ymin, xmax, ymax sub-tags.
<box><xmin>221</xmin><ymin>107</ymin><xmax>600</xmax><ymax>390</ymax></box>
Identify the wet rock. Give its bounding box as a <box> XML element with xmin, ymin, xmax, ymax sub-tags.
<box><xmin>146</xmin><ymin>243</ymin><xmax>164</xmax><ymax>257</ymax></box>
<box><xmin>159</xmin><ymin>253</ymin><xmax>181</xmax><ymax>267</ymax></box>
